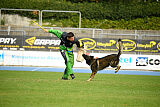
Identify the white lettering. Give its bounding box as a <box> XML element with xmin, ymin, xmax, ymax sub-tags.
<box><xmin>0</xmin><ymin>38</ymin><xmax>16</xmax><ymax>44</ymax></box>
<box><xmin>10</xmin><ymin>38</ymin><xmax>17</xmax><ymax>44</ymax></box>
<box><xmin>34</xmin><ymin>39</ymin><xmax>60</xmax><ymax>45</ymax></box>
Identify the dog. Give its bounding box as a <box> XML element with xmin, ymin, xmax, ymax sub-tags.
<box><xmin>82</xmin><ymin>39</ymin><xmax>122</xmax><ymax>81</ymax></box>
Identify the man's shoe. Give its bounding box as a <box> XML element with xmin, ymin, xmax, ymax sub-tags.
<box><xmin>70</xmin><ymin>74</ymin><xmax>75</xmax><ymax>79</ymax></box>
<box><xmin>62</xmin><ymin>77</ymin><xmax>69</xmax><ymax>80</ymax></box>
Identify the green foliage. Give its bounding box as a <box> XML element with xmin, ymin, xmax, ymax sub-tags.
<box><xmin>68</xmin><ymin>0</ymin><xmax>158</xmax><ymax>3</ymax></box>
<box><xmin>1</xmin><ymin>0</ymin><xmax>160</xmax><ymax>20</ymax></box>
<box><xmin>0</xmin><ymin>0</ymin><xmax>160</xmax><ymax>29</ymax></box>
<box><xmin>45</xmin><ymin>17</ymin><xmax>160</xmax><ymax>30</ymax></box>
<box><xmin>1</xmin><ymin>19</ymin><xmax>5</xmax><ymax>25</ymax></box>
<box><xmin>96</xmin><ymin>17</ymin><xmax>160</xmax><ymax>30</ymax></box>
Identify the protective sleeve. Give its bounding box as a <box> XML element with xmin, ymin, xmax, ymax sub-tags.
<box><xmin>48</xmin><ymin>29</ymin><xmax>63</xmax><ymax>39</ymax></box>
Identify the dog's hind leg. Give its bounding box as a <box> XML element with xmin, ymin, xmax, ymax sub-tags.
<box><xmin>87</xmin><ymin>71</ymin><xmax>97</xmax><ymax>81</ymax></box>
<box><xmin>115</xmin><ymin>65</ymin><xmax>121</xmax><ymax>73</ymax></box>
<box><xmin>87</xmin><ymin>78</ymin><xmax>92</xmax><ymax>81</ymax></box>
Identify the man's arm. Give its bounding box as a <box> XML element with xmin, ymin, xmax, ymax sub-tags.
<box><xmin>75</xmin><ymin>38</ymin><xmax>84</xmax><ymax>48</ymax></box>
<box><xmin>45</xmin><ymin>29</ymin><xmax>63</xmax><ymax>39</ymax></box>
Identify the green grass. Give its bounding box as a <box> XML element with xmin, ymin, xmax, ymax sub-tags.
<box><xmin>0</xmin><ymin>70</ymin><xmax>160</xmax><ymax>107</ymax></box>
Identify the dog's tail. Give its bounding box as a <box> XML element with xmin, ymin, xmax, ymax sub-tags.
<box><xmin>117</xmin><ymin>39</ymin><xmax>122</xmax><ymax>57</ymax></box>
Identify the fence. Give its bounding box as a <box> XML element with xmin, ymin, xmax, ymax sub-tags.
<box><xmin>0</xmin><ymin>8</ymin><xmax>41</xmax><ymax>26</ymax></box>
<box><xmin>0</xmin><ymin>8</ymin><xmax>160</xmax><ymax>55</ymax></box>
<box><xmin>0</xmin><ymin>8</ymin><xmax>81</xmax><ymax>28</ymax></box>
<box><xmin>0</xmin><ymin>25</ymin><xmax>160</xmax><ymax>55</ymax></box>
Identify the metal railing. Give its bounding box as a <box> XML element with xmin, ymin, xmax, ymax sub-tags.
<box><xmin>0</xmin><ymin>8</ymin><xmax>81</xmax><ymax>28</ymax></box>
<box><xmin>41</xmin><ymin>10</ymin><xmax>81</xmax><ymax>28</ymax></box>
<box><xmin>0</xmin><ymin>8</ymin><xmax>41</xmax><ymax>25</ymax></box>
<box><xmin>0</xmin><ymin>30</ymin><xmax>26</xmax><ymax>36</ymax></box>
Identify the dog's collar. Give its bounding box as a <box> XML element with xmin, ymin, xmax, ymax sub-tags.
<box><xmin>90</xmin><ymin>59</ymin><xmax>96</xmax><ymax>66</ymax></box>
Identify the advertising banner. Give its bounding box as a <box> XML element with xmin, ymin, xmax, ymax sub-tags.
<box><xmin>23</xmin><ymin>36</ymin><xmax>61</xmax><ymax>51</ymax></box>
<box><xmin>1</xmin><ymin>50</ymin><xmax>160</xmax><ymax>70</ymax></box>
<box><xmin>2</xmin><ymin>50</ymin><xmax>65</xmax><ymax>67</ymax></box>
<box><xmin>0</xmin><ymin>35</ymin><xmax>61</xmax><ymax>51</ymax></box>
<box><xmin>0</xmin><ymin>35</ymin><xmax>22</xmax><ymax>49</ymax></box>
<box><xmin>78</xmin><ymin>38</ymin><xmax>160</xmax><ymax>53</ymax></box>
<box><xmin>0</xmin><ymin>35</ymin><xmax>160</xmax><ymax>53</ymax></box>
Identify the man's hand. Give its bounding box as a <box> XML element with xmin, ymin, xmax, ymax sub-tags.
<box><xmin>79</xmin><ymin>41</ymin><xmax>84</xmax><ymax>48</ymax></box>
<box><xmin>44</xmin><ymin>29</ymin><xmax>48</xmax><ymax>32</ymax></box>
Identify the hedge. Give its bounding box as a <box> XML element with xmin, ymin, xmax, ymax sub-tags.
<box><xmin>0</xmin><ymin>0</ymin><xmax>160</xmax><ymax>20</ymax></box>
<box><xmin>42</xmin><ymin>16</ymin><xmax>160</xmax><ymax>30</ymax></box>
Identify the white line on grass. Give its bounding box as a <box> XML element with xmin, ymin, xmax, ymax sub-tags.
<box><xmin>31</xmin><ymin>68</ymin><xmax>41</xmax><ymax>71</ymax></box>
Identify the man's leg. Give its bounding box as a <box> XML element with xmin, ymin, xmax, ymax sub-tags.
<box><xmin>62</xmin><ymin>69</ymin><xmax>68</xmax><ymax>79</ymax></box>
<box><xmin>68</xmin><ymin>52</ymin><xmax>75</xmax><ymax>79</ymax></box>
<box><xmin>60</xmin><ymin>50</ymin><xmax>69</xmax><ymax>79</ymax></box>
<box><xmin>60</xmin><ymin>50</ymin><xmax>74</xmax><ymax>79</ymax></box>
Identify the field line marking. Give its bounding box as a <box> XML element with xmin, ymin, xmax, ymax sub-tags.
<box><xmin>31</xmin><ymin>67</ymin><xmax>41</xmax><ymax>71</ymax></box>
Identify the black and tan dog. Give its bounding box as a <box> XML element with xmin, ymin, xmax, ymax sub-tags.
<box><xmin>82</xmin><ymin>39</ymin><xmax>122</xmax><ymax>81</ymax></box>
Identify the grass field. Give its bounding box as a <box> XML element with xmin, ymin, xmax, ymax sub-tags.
<box><xmin>0</xmin><ymin>70</ymin><xmax>160</xmax><ymax>107</ymax></box>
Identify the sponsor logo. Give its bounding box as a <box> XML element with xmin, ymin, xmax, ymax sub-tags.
<box><xmin>157</xmin><ymin>42</ymin><xmax>160</xmax><ymax>51</ymax></box>
<box><xmin>136</xmin><ymin>57</ymin><xmax>160</xmax><ymax>66</ymax></box>
<box><xmin>79</xmin><ymin>38</ymin><xmax>116</xmax><ymax>50</ymax></box>
<box><xmin>25</xmin><ymin>37</ymin><xmax>61</xmax><ymax>46</ymax></box>
<box><xmin>149</xmin><ymin>59</ymin><xmax>160</xmax><ymax>65</ymax></box>
<box><xmin>0</xmin><ymin>53</ymin><xmax>4</xmax><ymax>62</ymax></box>
<box><xmin>118</xmin><ymin>39</ymin><xmax>136</xmax><ymax>51</ymax></box>
<box><xmin>12</xmin><ymin>55</ymin><xmax>62</xmax><ymax>60</ymax></box>
<box><xmin>97</xmin><ymin>40</ymin><xmax>116</xmax><ymax>47</ymax></box>
<box><xmin>137</xmin><ymin>41</ymin><xmax>156</xmax><ymax>49</ymax></box>
<box><xmin>79</xmin><ymin>38</ymin><xmax>96</xmax><ymax>50</ymax></box>
<box><xmin>0</xmin><ymin>38</ymin><xmax>16</xmax><ymax>44</ymax></box>
<box><xmin>136</xmin><ymin>57</ymin><xmax>148</xmax><ymax>66</ymax></box>
<box><xmin>120</xmin><ymin>57</ymin><xmax>131</xmax><ymax>63</ymax></box>
<box><xmin>25</xmin><ymin>37</ymin><xmax>36</xmax><ymax>46</ymax></box>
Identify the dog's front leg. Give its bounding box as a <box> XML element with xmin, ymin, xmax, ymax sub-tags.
<box><xmin>115</xmin><ymin>65</ymin><xmax>121</xmax><ymax>73</ymax></box>
<box><xmin>87</xmin><ymin>71</ymin><xmax>97</xmax><ymax>81</ymax></box>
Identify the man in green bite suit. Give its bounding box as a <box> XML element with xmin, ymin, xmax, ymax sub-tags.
<box><xmin>44</xmin><ymin>29</ymin><xmax>83</xmax><ymax>80</ymax></box>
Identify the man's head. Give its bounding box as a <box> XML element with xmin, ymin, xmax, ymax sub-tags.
<box><xmin>67</xmin><ymin>32</ymin><xmax>74</xmax><ymax>42</ymax></box>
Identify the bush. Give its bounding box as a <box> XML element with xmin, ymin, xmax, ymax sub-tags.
<box><xmin>96</xmin><ymin>17</ymin><xmax>160</xmax><ymax>30</ymax></box>
<box><xmin>42</xmin><ymin>16</ymin><xmax>160</xmax><ymax>30</ymax></box>
<box><xmin>0</xmin><ymin>0</ymin><xmax>160</xmax><ymax>20</ymax></box>
<box><xmin>0</xmin><ymin>0</ymin><xmax>160</xmax><ymax>30</ymax></box>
